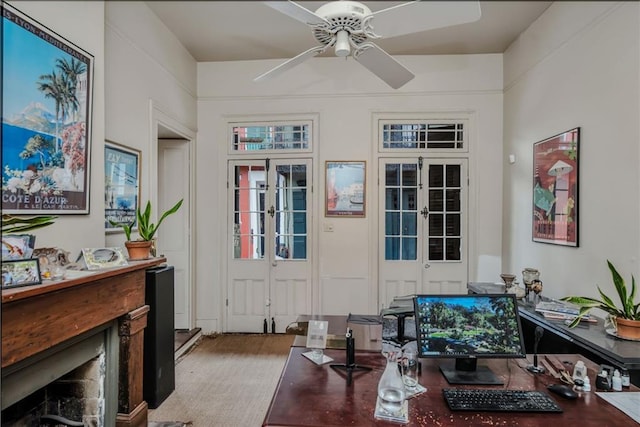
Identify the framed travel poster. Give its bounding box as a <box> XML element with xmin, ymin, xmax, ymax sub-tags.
<box><xmin>2</xmin><ymin>3</ymin><xmax>94</xmax><ymax>213</ymax></box>
<box><xmin>532</xmin><ymin>128</ymin><xmax>579</xmax><ymax>247</ymax></box>
<box><xmin>325</xmin><ymin>161</ymin><xmax>366</xmax><ymax>217</ymax></box>
<box><xmin>105</xmin><ymin>141</ymin><xmax>140</xmax><ymax>232</ymax></box>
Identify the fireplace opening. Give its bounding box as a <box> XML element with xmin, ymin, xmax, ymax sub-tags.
<box><xmin>1</xmin><ymin>322</ymin><xmax>118</xmax><ymax>427</ymax></box>
<box><xmin>2</xmin><ymin>353</ymin><xmax>104</xmax><ymax>426</ymax></box>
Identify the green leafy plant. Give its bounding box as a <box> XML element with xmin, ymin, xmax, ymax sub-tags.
<box><xmin>2</xmin><ymin>214</ymin><xmax>57</xmax><ymax>234</ymax></box>
<box><xmin>110</xmin><ymin>199</ymin><xmax>183</xmax><ymax>242</ymax></box>
<box><xmin>561</xmin><ymin>260</ymin><xmax>640</xmax><ymax>327</ymax></box>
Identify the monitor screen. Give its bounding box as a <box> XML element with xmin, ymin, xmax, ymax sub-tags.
<box><xmin>413</xmin><ymin>294</ymin><xmax>526</xmax><ymax>385</ymax></box>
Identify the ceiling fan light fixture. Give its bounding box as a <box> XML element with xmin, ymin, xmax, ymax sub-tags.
<box><xmin>334</xmin><ymin>30</ymin><xmax>351</xmax><ymax>57</ymax></box>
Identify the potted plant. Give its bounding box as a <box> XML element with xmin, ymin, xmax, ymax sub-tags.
<box><xmin>110</xmin><ymin>199</ymin><xmax>183</xmax><ymax>260</ymax></box>
<box><xmin>562</xmin><ymin>260</ymin><xmax>640</xmax><ymax>339</ymax></box>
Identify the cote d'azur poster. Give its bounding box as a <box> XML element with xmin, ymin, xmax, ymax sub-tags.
<box><xmin>2</xmin><ymin>3</ymin><xmax>93</xmax><ymax>213</ymax></box>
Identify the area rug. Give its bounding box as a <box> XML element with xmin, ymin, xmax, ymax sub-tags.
<box><xmin>147</xmin><ymin>333</ymin><xmax>294</xmax><ymax>427</ymax></box>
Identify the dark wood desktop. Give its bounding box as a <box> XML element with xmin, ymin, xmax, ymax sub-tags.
<box><xmin>468</xmin><ymin>282</ymin><xmax>640</xmax><ymax>386</ymax></box>
<box><xmin>263</xmin><ymin>347</ymin><xmax>638</xmax><ymax>426</ymax></box>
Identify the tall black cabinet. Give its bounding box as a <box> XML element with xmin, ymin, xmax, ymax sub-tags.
<box><xmin>144</xmin><ymin>265</ymin><xmax>175</xmax><ymax>408</ymax></box>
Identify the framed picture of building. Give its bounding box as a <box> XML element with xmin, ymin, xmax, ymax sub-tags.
<box><xmin>325</xmin><ymin>161</ymin><xmax>366</xmax><ymax>217</ymax></box>
<box><xmin>532</xmin><ymin>128</ymin><xmax>579</xmax><ymax>247</ymax></box>
<box><xmin>2</xmin><ymin>3</ymin><xmax>94</xmax><ymax>214</ymax></box>
<box><xmin>105</xmin><ymin>141</ymin><xmax>140</xmax><ymax>232</ymax></box>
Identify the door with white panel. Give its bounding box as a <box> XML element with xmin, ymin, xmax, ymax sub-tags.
<box><xmin>227</xmin><ymin>159</ymin><xmax>312</xmax><ymax>332</ymax></box>
<box><xmin>158</xmin><ymin>139</ymin><xmax>192</xmax><ymax>330</ymax></box>
<box><xmin>378</xmin><ymin>157</ymin><xmax>468</xmax><ymax>307</ymax></box>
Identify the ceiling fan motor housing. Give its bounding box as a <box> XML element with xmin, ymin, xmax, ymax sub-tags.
<box><xmin>313</xmin><ymin>1</ymin><xmax>372</xmax><ymax>46</ymax></box>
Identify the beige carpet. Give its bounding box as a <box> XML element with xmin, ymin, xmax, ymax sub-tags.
<box><xmin>148</xmin><ymin>334</ymin><xmax>294</xmax><ymax>427</ymax></box>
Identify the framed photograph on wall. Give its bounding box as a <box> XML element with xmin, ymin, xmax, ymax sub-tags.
<box><xmin>105</xmin><ymin>141</ymin><xmax>140</xmax><ymax>232</ymax></box>
<box><xmin>2</xmin><ymin>258</ymin><xmax>42</xmax><ymax>288</ymax></box>
<box><xmin>532</xmin><ymin>128</ymin><xmax>579</xmax><ymax>247</ymax></box>
<box><xmin>325</xmin><ymin>161</ymin><xmax>366</xmax><ymax>217</ymax></box>
<box><xmin>1</xmin><ymin>3</ymin><xmax>94</xmax><ymax>214</ymax></box>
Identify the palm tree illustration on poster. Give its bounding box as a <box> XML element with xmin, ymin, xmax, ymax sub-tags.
<box><xmin>2</xmin><ymin>4</ymin><xmax>93</xmax><ymax>214</ymax></box>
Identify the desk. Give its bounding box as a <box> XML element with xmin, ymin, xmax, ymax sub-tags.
<box><xmin>467</xmin><ymin>282</ymin><xmax>640</xmax><ymax>386</ymax></box>
<box><xmin>263</xmin><ymin>348</ymin><xmax>638</xmax><ymax>426</ymax></box>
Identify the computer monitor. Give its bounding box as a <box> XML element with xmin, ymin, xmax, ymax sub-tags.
<box><xmin>414</xmin><ymin>293</ymin><xmax>526</xmax><ymax>385</ymax></box>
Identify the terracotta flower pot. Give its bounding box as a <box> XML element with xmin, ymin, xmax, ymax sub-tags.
<box><xmin>615</xmin><ymin>317</ymin><xmax>640</xmax><ymax>340</ymax></box>
<box><xmin>125</xmin><ymin>240</ymin><xmax>153</xmax><ymax>260</ymax></box>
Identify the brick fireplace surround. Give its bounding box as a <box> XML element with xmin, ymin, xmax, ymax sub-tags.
<box><xmin>1</xmin><ymin>258</ymin><xmax>166</xmax><ymax>426</ymax></box>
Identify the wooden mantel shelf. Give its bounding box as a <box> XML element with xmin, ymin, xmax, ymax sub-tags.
<box><xmin>1</xmin><ymin>257</ymin><xmax>166</xmax><ymax>427</ymax></box>
<box><xmin>2</xmin><ymin>258</ymin><xmax>165</xmax><ymax>304</ymax></box>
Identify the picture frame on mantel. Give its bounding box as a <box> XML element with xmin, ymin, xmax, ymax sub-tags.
<box><xmin>1</xmin><ymin>3</ymin><xmax>94</xmax><ymax>214</ymax></box>
<box><xmin>105</xmin><ymin>141</ymin><xmax>141</xmax><ymax>232</ymax></box>
<box><xmin>325</xmin><ymin>161</ymin><xmax>366</xmax><ymax>217</ymax></box>
<box><xmin>532</xmin><ymin>127</ymin><xmax>580</xmax><ymax>247</ymax></box>
<box><xmin>2</xmin><ymin>258</ymin><xmax>42</xmax><ymax>288</ymax></box>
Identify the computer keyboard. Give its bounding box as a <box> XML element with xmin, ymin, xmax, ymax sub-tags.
<box><xmin>443</xmin><ymin>388</ymin><xmax>563</xmax><ymax>413</ymax></box>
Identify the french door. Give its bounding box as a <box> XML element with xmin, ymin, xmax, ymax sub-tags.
<box><xmin>378</xmin><ymin>157</ymin><xmax>468</xmax><ymax>307</ymax></box>
<box><xmin>226</xmin><ymin>158</ymin><xmax>312</xmax><ymax>332</ymax></box>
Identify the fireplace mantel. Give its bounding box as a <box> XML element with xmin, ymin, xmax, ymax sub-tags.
<box><xmin>2</xmin><ymin>257</ymin><xmax>166</xmax><ymax>427</ymax></box>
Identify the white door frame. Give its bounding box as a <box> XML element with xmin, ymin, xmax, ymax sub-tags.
<box><xmin>150</xmin><ymin>100</ymin><xmax>197</xmax><ymax>330</ymax></box>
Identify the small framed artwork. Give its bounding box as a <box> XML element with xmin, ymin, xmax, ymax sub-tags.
<box><xmin>325</xmin><ymin>161</ymin><xmax>366</xmax><ymax>217</ymax></box>
<box><xmin>1</xmin><ymin>234</ymin><xmax>36</xmax><ymax>260</ymax></box>
<box><xmin>532</xmin><ymin>127</ymin><xmax>579</xmax><ymax>247</ymax></box>
<box><xmin>105</xmin><ymin>141</ymin><xmax>140</xmax><ymax>232</ymax></box>
<box><xmin>82</xmin><ymin>247</ymin><xmax>128</xmax><ymax>270</ymax></box>
<box><xmin>2</xmin><ymin>258</ymin><xmax>42</xmax><ymax>288</ymax></box>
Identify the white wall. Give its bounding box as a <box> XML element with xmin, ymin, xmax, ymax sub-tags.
<box><xmin>197</xmin><ymin>54</ymin><xmax>504</xmax><ymax>332</ymax></box>
<box><xmin>503</xmin><ymin>2</ymin><xmax>640</xmax><ymax>301</ymax></box>
<box><xmin>104</xmin><ymin>1</ymin><xmax>197</xmax><ymax>249</ymax></box>
<box><xmin>6</xmin><ymin>1</ymin><xmax>106</xmax><ymax>257</ymax></box>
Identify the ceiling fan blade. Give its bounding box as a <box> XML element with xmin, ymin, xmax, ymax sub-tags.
<box><xmin>264</xmin><ymin>1</ymin><xmax>329</xmax><ymax>26</ymax></box>
<box><xmin>353</xmin><ymin>43</ymin><xmax>414</xmax><ymax>89</ymax></box>
<box><xmin>372</xmin><ymin>1</ymin><xmax>481</xmax><ymax>38</ymax></box>
<box><xmin>254</xmin><ymin>45</ymin><xmax>328</xmax><ymax>82</ymax></box>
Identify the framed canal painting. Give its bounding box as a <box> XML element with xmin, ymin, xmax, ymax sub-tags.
<box><xmin>2</xmin><ymin>3</ymin><xmax>94</xmax><ymax>214</ymax></box>
<box><xmin>532</xmin><ymin>127</ymin><xmax>579</xmax><ymax>247</ymax></box>
<box><xmin>325</xmin><ymin>161</ymin><xmax>366</xmax><ymax>217</ymax></box>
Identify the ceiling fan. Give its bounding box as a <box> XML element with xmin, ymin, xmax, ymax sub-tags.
<box><xmin>255</xmin><ymin>1</ymin><xmax>482</xmax><ymax>89</ymax></box>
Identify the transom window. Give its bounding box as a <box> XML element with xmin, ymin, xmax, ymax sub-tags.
<box><xmin>380</xmin><ymin>121</ymin><xmax>465</xmax><ymax>151</ymax></box>
<box><xmin>231</xmin><ymin>123</ymin><xmax>311</xmax><ymax>152</ymax></box>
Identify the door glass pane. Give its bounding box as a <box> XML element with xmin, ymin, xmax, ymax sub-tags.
<box><xmin>429</xmin><ymin>189</ymin><xmax>443</xmax><ymax>211</ymax></box>
<box><xmin>446</xmin><ymin>238</ymin><xmax>461</xmax><ymax>260</ymax></box>
<box><xmin>386</xmin><ymin>212</ymin><xmax>400</xmax><ymax>235</ymax></box>
<box><xmin>274</xmin><ymin>163</ymin><xmax>307</xmax><ymax>260</ymax></box>
<box><xmin>233</xmin><ymin>165</ymin><xmax>266</xmax><ymax>259</ymax></box>
<box><xmin>446</xmin><ymin>164</ymin><xmax>461</xmax><ymax>186</ymax></box>
<box><xmin>427</xmin><ymin>163</ymin><xmax>462</xmax><ymax>261</ymax></box>
<box><xmin>429</xmin><ymin>238</ymin><xmax>443</xmax><ymax>260</ymax></box>
<box><xmin>386</xmin><ymin>188</ymin><xmax>399</xmax><ymax>210</ymax></box>
<box><xmin>429</xmin><ymin>214</ymin><xmax>443</xmax><ymax>236</ymax></box>
<box><xmin>385</xmin><ymin>164</ymin><xmax>400</xmax><ymax>186</ymax></box>
<box><xmin>386</xmin><ymin>237</ymin><xmax>400</xmax><ymax>260</ymax></box>
<box><xmin>446</xmin><ymin>189</ymin><xmax>460</xmax><ymax>211</ymax></box>
<box><xmin>384</xmin><ymin>163</ymin><xmax>417</xmax><ymax>261</ymax></box>
<box><xmin>429</xmin><ymin>165</ymin><xmax>443</xmax><ymax>187</ymax></box>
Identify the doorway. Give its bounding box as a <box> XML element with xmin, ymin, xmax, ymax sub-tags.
<box><xmin>378</xmin><ymin>157</ymin><xmax>469</xmax><ymax>305</ymax></box>
<box><xmin>226</xmin><ymin>158</ymin><xmax>313</xmax><ymax>332</ymax></box>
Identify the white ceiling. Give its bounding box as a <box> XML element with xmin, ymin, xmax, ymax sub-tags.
<box><xmin>145</xmin><ymin>1</ymin><xmax>553</xmax><ymax>62</ymax></box>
